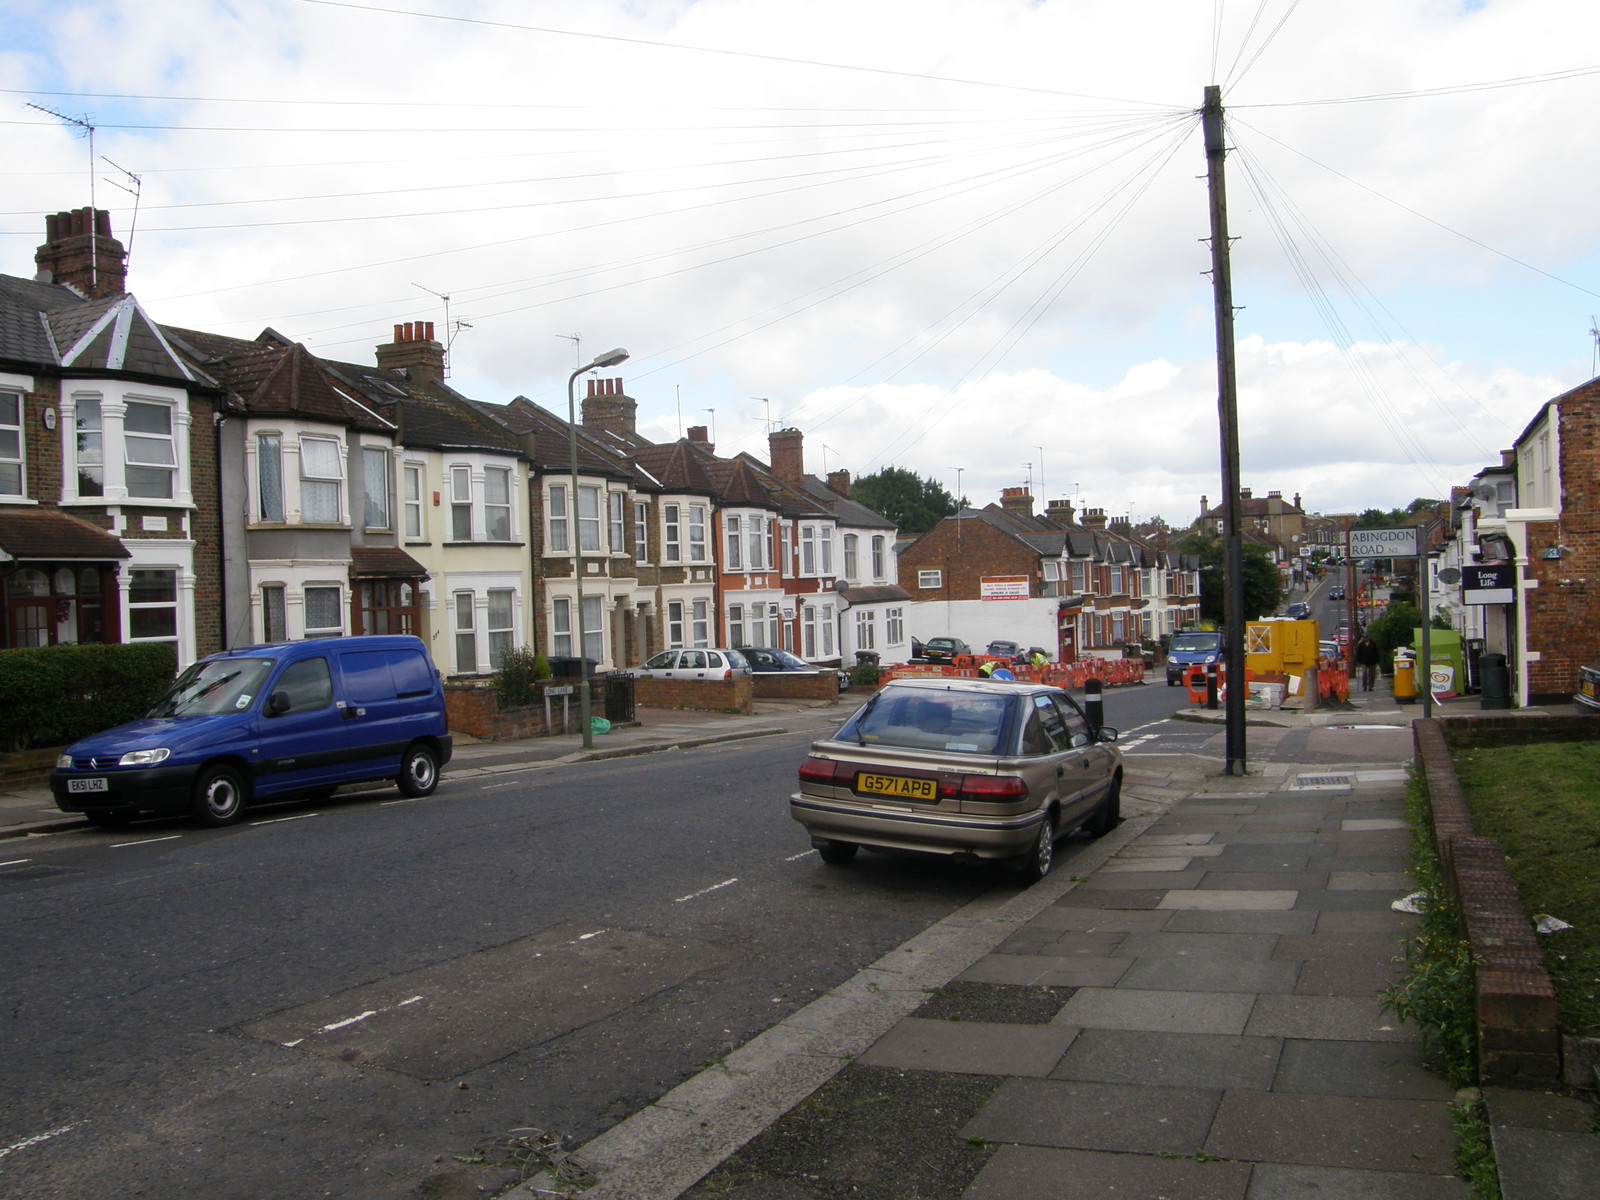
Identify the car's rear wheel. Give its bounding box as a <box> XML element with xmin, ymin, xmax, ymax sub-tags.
<box><xmin>1086</xmin><ymin>774</ymin><xmax>1121</xmax><ymax>838</ymax></box>
<box><xmin>397</xmin><ymin>743</ymin><xmax>439</xmax><ymax>798</ymax></box>
<box><xmin>814</xmin><ymin>838</ymin><xmax>858</xmax><ymax>865</ymax></box>
<box><xmin>1016</xmin><ymin>812</ymin><xmax>1056</xmax><ymax>884</ymax></box>
<box><xmin>192</xmin><ymin>764</ymin><xmax>248</xmax><ymax>827</ymax></box>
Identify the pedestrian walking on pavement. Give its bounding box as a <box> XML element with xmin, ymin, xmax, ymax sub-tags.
<box><xmin>1355</xmin><ymin>632</ymin><xmax>1380</xmax><ymax>692</ymax></box>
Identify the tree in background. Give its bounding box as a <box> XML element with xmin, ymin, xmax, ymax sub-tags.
<box><xmin>1175</xmin><ymin>532</ymin><xmax>1281</xmax><ymax>625</ymax></box>
<box><xmin>849</xmin><ymin>467</ymin><xmax>960</xmax><ymax>535</ymax></box>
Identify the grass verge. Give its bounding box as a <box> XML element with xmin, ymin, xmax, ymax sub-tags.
<box><xmin>1452</xmin><ymin>740</ymin><xmax>1600</xmax><ymax>1037</ymax></box>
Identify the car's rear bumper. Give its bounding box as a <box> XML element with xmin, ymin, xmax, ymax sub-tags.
<box><xmin>790</xmin><ymin>792</ymin><xmax>1045</xmax><ymax>860</ymax></box>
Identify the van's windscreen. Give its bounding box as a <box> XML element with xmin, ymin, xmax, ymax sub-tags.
<box><xmin>147</xmin><ymin>658</ymin><xmax>277</xmax><ymax>718</ymax></box>
<box><xmin>1170</xmin><ymin>633</ymin><xmax>1219</xmax><ymax>652</ymax></box>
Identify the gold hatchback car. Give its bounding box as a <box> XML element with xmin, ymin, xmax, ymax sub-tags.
<box><xmin>792</xmin><ymin>678</ymin><xmax>1122</xmax><ymax>883</ymax></box>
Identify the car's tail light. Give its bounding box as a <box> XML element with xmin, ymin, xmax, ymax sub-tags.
<box><xmin>798</xmin><ymin>756</ymin><xmax>849</xmax><ymax>786</ymax></box>
<box><xmin>956</xmin><ymin>775</ymin><xmax>1029</xmax><ymax>800</ymax></box>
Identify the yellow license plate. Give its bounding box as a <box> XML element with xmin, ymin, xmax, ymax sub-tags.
<box><xmin>856</xmin><ymin>773</ymin><xmax>936</xmax><ymax>801</ymax></box>
<box><xmin>1583</xmin><ymin>680</ymin><xmax>1596</xmax><ymax>697</ymax></box>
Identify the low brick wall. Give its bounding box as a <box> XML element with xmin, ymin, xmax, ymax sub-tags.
<box><xmin>1413</xmin><ymin>717</ymin><xmax>1565</xmax><ymax>1084</ymax></box>
<box><xmin>444</xmin><ymin>680</ymin><xmax>602</xmax><ymax>741</ymax></box>
<box><xmin>752</xmin><ymin>672</ymin><xmax>838</xmax><ymax>703</ymax></box>
<box><xmin>634</xmin><ymin>675</ymin><xmax>753</xmax><ymax>714</ymax></box>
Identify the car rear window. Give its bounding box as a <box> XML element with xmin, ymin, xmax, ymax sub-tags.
<box><xmin>839</xmin><ymin>689</ymin><xmax>1014</xmax><ymax>755</ymax></box>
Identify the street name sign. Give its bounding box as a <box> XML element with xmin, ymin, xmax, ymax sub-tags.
<box><xmin>1348</xmin><ymin>527</ymin><xmax>1419</xmax><ymax>558</ymax></box>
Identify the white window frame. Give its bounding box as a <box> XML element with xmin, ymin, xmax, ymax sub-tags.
<box><xmin>687</xmin><ymin>504</ymin><xmax>707</xmax><ymax>563</ymax></box>
<box><xmin>609</xmin><ymin>490</ymin><xmax>626</xmax><ymax>555</ymax></box>
<box><xmin>303</xmin><ymin>584</ymin><xmax>344</xmax><ymax>638</ymax></box>
<box><xmin>800</xmin><ymin>525</ymin><xmax>816</xmax><ymax>575</ymax></box>
<box><xmin>728</xmin><ymin>602</ymin><xmax>745</xmax><ymax>647</ymax></box>
<box><xmin>485</xmin><ymin>467</ymin><xmax>513</xmax><ymax>542</ymax></box>
<box><xmin>582</xmin><ymin>594</ymin><xmax>603</xmax><ymax>661</ymax></box>
<box><xmin>299</xmin><ymin>435</ymin><xmax>344</xmax><ymax>524</ymax></box>
<box><xmin>363</xmin><ymin>446</ymin><xmax>391</xmax><ymax>531</ymax></box>
<box><xmin>577</xmin><ymin>485</ymin><xmax>601</xmax><ymax>553</ymax></box>
<box><xmin>261</xmin><ymin>583</ymin><xmax>287</xmax><ymax>642</ymax></box>
<box><xmin>124</xmin><ymin>398</ymin><xmax>177</xmax><ymax>500</ymax></box>
<box><xmin>664</xmin><ymin>503</ymin><xmax>681</xmax><ymax>563</ymax></box>
<box><xmin>449</xmin><ymin>465</ymin><xmax>473</xmax><ymax>541</ymax></box>
<box><xmin>725</xmin><ymin>514</ymin><xmax>743</xmax><ymax>570</ymax></box>
<box><xmin>666</xmin><ymin>599</ymin><xmax>685</xmax><ymax>647</ymax></box>
<box><xmin>855</xmin><ymin>608</ymin><xmax>875</xmax><ymax>650</ymax></box>
<box><xmin>634</xmin><ymin>501</ymin><xmax>649</xmax><ymax>563</ymax></box>
<box><xmin>780</xmin><ymin>524</ymin><xmax>793</xmax><ymax>578</ymax></box>
<box><xmin>802</xmin><ymin>606</ymin><xmax>817</xmax><ymax>658</ymax></box>
<box><xmin>747</xmin><ymin>515</ymin><xmax>766</xmax><ymax>571</ymax></box>
<box><xmin>917</xmin><ymin>569</ymin><xmax>942</xmax><ymax>589</ymax></box>
<box><xmin>871</xmin><ymin>536</ymin><xmax>886</xmax><ymax>580</ymax></box>
<box><xmin>127</xmin><ymin>567</ymin><xmax>179</xmax><ymax>644</ymax></box>
<box><xmin>552</xmin><ymin>596</ymin><xmax>573</xmax><ymax>656</ymax></box>
<box><xmin>403</xmin><ymin>463</ymin><xmax>424</xmax><ymax>539</ymax></box>
<box><xmin>886</xmin><ymin>606</ymin><xmax>903</xmax><ymax>645</ymax></box>
<box><xmin>690</xmin><ymin>598</ymin><xmax>709</xmax><ymax>647</ymax></box>
<box><xmin>843</xmin><ymin>534</ymin><xmax>858</xmax><ymax>581</ymax></box>
<box><xmin>819</xmin><ymin>526</ymin><xmax>833</xmax><ymax>576</ymax></box>
<box><xmin>487</xmin><ymin>588</ymin><xmax>515</xmax><ymax>668</ymax></box>
<box><xmin>0</xmin><ymin>391</ymin><xmax>22</xmax><ymax>498</ymax></box>
<box><xmin>454</xmin><ymin>590</ymin><xmax>478</xmax><ymax>672</ymax></box>
<box><xmin>548</xmin><ymin>483</ymin><xmax>569</xmax><ymax>553</ymax></box>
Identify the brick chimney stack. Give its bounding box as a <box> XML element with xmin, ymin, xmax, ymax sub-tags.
<box><xmin>582</xmin><ymin>376</ymin><xmax>637</xmax><ymax>438</ymax></box>
<box><xmin>999</xmin><ymin>487</ymin><xmax>1034</xmax><ymax>518</ymax></box>
<box><xmin>769</xmin><ymin>428</ymin><xmax>804</xmax><ymax>486</ymax></box>
<box><xmin>1044</xmin><ymin>498</ymin><xmax>1076</xmax><ymax>526</ymax></box>
<box><xmin>1200</xmin><ymin>494</ymin><xmax>1209</xmax><ymax>516</ymax></box>
<box><xmin>375</xmin><ymin>321</ymin><xmax>445</xmax><ymax>388</ymax></box>
<box><xmin>827</xmin><ymin>469</ymin><xmax>851</xmax><ymax>498</ymax></box>
<box><xmin>687</xmin><ymin>425</ymin><xmax>712</xmax><ymax>450</ymax></box>
<box><xmin>1081</xmin><ymin>507</ymin><xmax>1108</xmax><ymax>530</ymax></box>
<box><xmin>35</xmin><ymin>208</ymin><xmax>127</xmax><ymax>300</ymax></box>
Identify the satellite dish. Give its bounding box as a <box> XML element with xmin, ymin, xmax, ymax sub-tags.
<box><xmin>1438</xmin><ymin>567</ymin><xmax>1462</xmax><ymax>584</ymax></box>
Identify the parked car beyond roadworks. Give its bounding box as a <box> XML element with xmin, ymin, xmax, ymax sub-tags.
<box><xmin>739</xmin><ymin>647</ymin><xmax>850</xmax><ymax>693</ymax></box>
<box><xmin>921</xmin><ymin>637</ymin><xmax>971</xmax><ymax>664</ymax></box>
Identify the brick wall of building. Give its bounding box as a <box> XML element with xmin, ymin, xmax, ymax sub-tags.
<box><xmin>1523</xmin><ymin>385</ymin><xmax>1600</xmax><ymax>703</ymax></box>
<box><xmin>896</xmin><ymin>519</ymin><xmax>1037</xmax><ymax>602</ymax></box>
<box><xmin>635</xmin><ymin>674</ymin><xmax>753</xmax><ymax>713</ymax></box>
<box><xmin>751</xmin><ymin>672</ymin><xmax>838</xmax><ymax>702</ymax></box>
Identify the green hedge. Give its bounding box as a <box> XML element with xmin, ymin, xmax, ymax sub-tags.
<box><xmin>0</xmin><ymin>643</ymin><xmax>178</xmax><ymax>751</ymax></box>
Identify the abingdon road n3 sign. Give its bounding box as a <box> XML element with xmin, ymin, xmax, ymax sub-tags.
<box><xmin>1348</xmin><ymin>527</ymin><xmax>1420</xmax><ymax>558</ymax></box>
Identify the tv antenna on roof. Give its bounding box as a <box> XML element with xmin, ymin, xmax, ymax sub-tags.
<box><xmin>28</xmin><ymin>103</ymin><xmax>99</xmax><ymax>289</ymax></box>
<box><xmin>557</xmin><ymin>332</ymin><xmax>581</xmax><ymax>367</ymax></box>
<box><xmin>1590</xmin><ymin>316</ymin><xmax>1599</xmax><ymax>376</ymax></box>
<box><xmin>100</xmin><ymin>156</ymin><xmax>142</xmax><ymax>262</ymax></box>
<box><xmin>414</xmin><ymin>283</ymin><xmax>469</xmax><ymax>377</ymax></box>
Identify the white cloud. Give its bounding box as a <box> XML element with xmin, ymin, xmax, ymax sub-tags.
<box><xmin>7</xmin><ymin>0</ymin><xmax>1597</xmax><ymax>525</ymax></box>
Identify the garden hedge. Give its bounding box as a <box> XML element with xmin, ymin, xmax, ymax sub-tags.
<box><xmin>0</xmin><ymin>643</ymin><xmax>178</xmax><ymax>751</ymax></box>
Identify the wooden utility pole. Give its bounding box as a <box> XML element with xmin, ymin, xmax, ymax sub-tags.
<box><xmin>1203</xmin><ymin>86</ymin><xmax>1247</xmax><ymax>775</ymax></box>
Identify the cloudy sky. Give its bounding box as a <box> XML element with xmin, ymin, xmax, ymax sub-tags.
<box><xmin>7</xmin><ymin>0</ymin><xmax>1599</xmax><ymax>526</ymax></box>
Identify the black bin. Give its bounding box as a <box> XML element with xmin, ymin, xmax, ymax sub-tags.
<box><xmin>1480</xmin><ymin>652</ymin><xmax>1511</xmax><ymax>710</ymax></box>
<box><xmin>546</xmin><ymin>656</ymin><xmax>599</xmax><ymax>679</ymax></box>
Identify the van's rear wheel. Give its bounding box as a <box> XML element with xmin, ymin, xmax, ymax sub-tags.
<box><xmin>192</xmin><ymin>765</ymin><xmax>248</xmax><ymax>827</ymax></box>
<box><xmin>397</xmin><ymin>744</ymin><xmax>439</xmax><ymax>798</ymax></box>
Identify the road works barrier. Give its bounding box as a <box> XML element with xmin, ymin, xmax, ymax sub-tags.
<box><xmin>878</xmin><ymin>656</ymin><xmax>1146</xmax><ymax>689</ymax></box>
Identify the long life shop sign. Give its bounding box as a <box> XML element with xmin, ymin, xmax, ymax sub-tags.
<box><xmin>1347</xmin><ymin>527</ymin><xmax>1420</xmax><ymax>558</ymax></box>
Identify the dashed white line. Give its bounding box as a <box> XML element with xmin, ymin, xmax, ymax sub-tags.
<box><xmin>250</xmin><ymin>812</ymin><xmax>320</xmax><ymax>826</ymax></box>
<box><xmin>110</xmin><ymin>835</ymin><xmax>182</xmax><ymax>848</ymax></box>
<box><xmin>0</xmin><ymin>858</ymin><xmax>30</xmax><ymax>868</ymax></box>
<box><xmin>283</xmin><ymin>995</ymin><xmax>424</xmax><ymax>1047</ymax></box>
<box><xmin>675</xmin><ymin>878</ymin><xmax>739</xmax><ymax>903</ymax></box>
<box><xmin>0</xmin><ymin>1122</ymin><xmax>78</xmax><ymax>1162</ymax></box>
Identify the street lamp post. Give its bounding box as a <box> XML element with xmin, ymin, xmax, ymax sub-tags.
<box><xmin>567</xmin><ymin>347</ymin><xmax>630</xmax><ymax>749</ymax></box>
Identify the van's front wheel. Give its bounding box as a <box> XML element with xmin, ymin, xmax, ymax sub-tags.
<box><xmin>397</xmin><ymin>744</ymin><xmax>439</xmax><ymax>798</ymax></box>
<box><xmin>192</xmin><ymin>765</ymin><xmax>248</xmax><ymax>827</ymax></box>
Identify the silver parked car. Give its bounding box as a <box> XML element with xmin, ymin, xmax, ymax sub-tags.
<box><xmin>791</xmin><ymin>678</ymin><xmax>1121</xmax><ymax>883</ymax></box>
<box><xmin>633</xmin><ymin>648</ymin><xmax>752</xmax><ymax>681</ymax></box>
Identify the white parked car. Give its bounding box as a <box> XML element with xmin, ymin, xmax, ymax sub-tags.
<box><xmin>632</xmin><ymin>648</ymin><xmax>752</xmax><ymax>681</ymax></box>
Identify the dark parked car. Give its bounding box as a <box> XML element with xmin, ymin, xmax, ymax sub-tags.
<box><xmin>792</xmin><ymin>678</ymin><xmax>1121</xmax><ymax>883</ymax></box>
<box><xmin>739</xmin><ymin>647</ymin><xmax>849</xmax><ymax>693</ymax></box>
<box><xmin>1284</xmin><ymin>602</ymin><xmax>1311</xmax><ymax>621</ymax></box>
<box><xmin>985</xmin><ymin>640</ymin><xmax>1023</xmax><ymax>661</ymax></box>
<box><xmin>922</xmin><ymin>637</ymin><xmax>971</xmax><ymax>664</ymax></box>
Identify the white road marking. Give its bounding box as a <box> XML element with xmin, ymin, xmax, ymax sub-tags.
<box><xmin>250</xmin><ymin>812</ymin><xmax>320</xmax><ymax>826</ymax></box>
<box><xmin>0</xmin><ymin>1123</ymin><xmax>78</xmax><ymax>1162</ymax></box>
<box><xmin>0</xmin><ymin>858</ymin><xmax>30</xmax><ymax>868</ymax></box>
<box><xmin>675</xmin><ymin>878</ymin><xmax>739</xmax><ymax>903</ymax></box>
<box><xmin>111</xmin><ymin>835</ymin><xmax>182</xmax><ymax>848</ymax></box>
<box><xmin>575</xmin><ymin>929</ymin><xmax>608</xmax><ymax>941</ymax></box>
<box><xmin>290</xmin><ymin>994</ymin><xmax>424</xmax><ymax>1046</ymax></box>
<box><xmin>785</xmin><ymin>850</ymin><xmax>817</xmax><ymax>862</ymax></box>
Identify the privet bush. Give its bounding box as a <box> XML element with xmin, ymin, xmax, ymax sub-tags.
<box><xmin>495</xmin><ymin>646</ymin><xmax>552</xmax><ymax>709</ymax></box>
<box><xmin>0</xmin><ymin>643</ymin><xmax>178</xmax><ymax>751</ymax></box>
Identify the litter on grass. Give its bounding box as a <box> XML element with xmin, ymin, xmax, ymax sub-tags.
<box><xmin>1534</xmin><ymin>913</ymin><xmax>1574</xmax><ymax>934</ymax></box>
<box><xmin>1392</xmin><ymin>891</ymin><xmax>1428</xmax><ymax>914</ymax></box>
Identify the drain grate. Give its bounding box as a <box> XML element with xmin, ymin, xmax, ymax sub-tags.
<box><xmin>1291</xmin><ymin>774</ymin><xmax>1353</xmax><ymax>789</ymax></box>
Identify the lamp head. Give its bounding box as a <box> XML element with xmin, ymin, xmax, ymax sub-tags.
<box><xmin>588</xmin><ymin>347</ymin><xmax>629</xmax><ymax>370</ymax></box>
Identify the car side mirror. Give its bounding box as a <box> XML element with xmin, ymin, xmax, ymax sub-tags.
<box><xmin>267</xmin><ymin>691</ymin><xmax>291</xmax><ymax>716</ymax></box>
<box><xmin>1097</xmin><ymin>726</ymin><xmax>1119</xmax><ymax>742</ymax></box>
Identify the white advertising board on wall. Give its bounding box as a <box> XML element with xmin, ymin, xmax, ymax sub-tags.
<box><xmin>980</xmin><ymin>575</ymin><xmax>1031</xmax><ymax>600</ymax></box>
<box><xmin>1348</xmin><ymin>527</ymin><xmax>1420</xmax><ymax>558</ymax></box>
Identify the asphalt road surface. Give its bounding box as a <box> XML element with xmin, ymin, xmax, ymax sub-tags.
<box><xmin>1</xmin><ymin>708</ymin><xmax>1161</xmax><ymax>1200</ymax></box>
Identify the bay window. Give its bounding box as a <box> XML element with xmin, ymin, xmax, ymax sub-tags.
<box><xmin>300</xmin><ymin>436</ymin><xmax>343</xmax><ymax>523</ymax></box>
<box><xmin>257</xmin><ymin>433</ymin><xmax>283</xmax><ymax>522</ymax></box>
<box><xmin>609</xmin><ymin>491</ymin><xmax>625</xmax><ymax>554</ymax></box>
<box><xmin>664</xmin><ymin>504</ymin><xmax>681</xmax><ymax>562</ymax></box>
<box><xmin>363</xmin><ymin>447</ymin><xmax>390</xmax><ymax>530</ymax></box>
<box><xmin>403</xmin><ymin>464</ymin><xmax>424</xmax><ymax>539</ymax></box>
<box><xmin>687</xmin><ymin>505</ymin><xmax>707</xmax><ymax>562</ymax></box>
<box><xmin>485</xmin><ymin>467</ymin><xmax>512</xmax><ymax>541</ymax></box>
<box><xmin>0</xmin><ymin>393</ymin><xmax>21</xmax><ymax>496</ymax></box>
<box><xmin>577</xmin><ymin>485</ymin><xmax>601</xmax><ymax>552</ymax></box>
<box><xmin>125</xmin><ymin>400</ymin><xmax>176</xmax><ymax>499</ymax></box>
<box><xmin>450</xmin><ymin>466</ymin><xmax>472</xmax><ymax>540</ymax></box>
<box><xmin>726</xmin><ymin>514</ymin><xmax>743</xmax><ymax>570</ymax></box>
<box><xmin>548</xmin><ymin>484</ymin><xmax>569</xmax><ymax>552</ymax></box>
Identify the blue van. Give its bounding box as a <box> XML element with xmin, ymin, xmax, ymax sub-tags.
<box><xmin>1166</xmin><ymin>629</ymin><xmax>1224</xmax><ymax>686</ymax></box>
<box><xmin>51</xmin><ymin>635</ymin><xmax>452</xmax><ymax>827</ymax></box>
